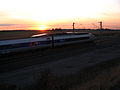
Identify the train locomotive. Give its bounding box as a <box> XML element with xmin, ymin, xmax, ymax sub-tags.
<box><xmin>0</xmin><ymin>32</ymin><xmax>96</xmax><ymax>54</ymax></box>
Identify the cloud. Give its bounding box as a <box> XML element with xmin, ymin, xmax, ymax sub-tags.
<box><xmin>117</xmin><ymin>0</ymin><xmax>120</xmax><ymax>3</ymax></box>
<box><xmin>102</xmin><ymin>12</ymin><xmax>120</xmax><ymax>17</ymax></box>
<box><xmin>0</xmin><ymin>24</ymin><xmax>17</xmax><ymax>26</ymax></box>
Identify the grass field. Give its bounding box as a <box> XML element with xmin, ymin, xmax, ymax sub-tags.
<box><xmin>0</xmin><ymin>29</ymin><xmax>120</xmax><ymax>90</ymax></box>
<box><xmin>0</xmin><ymin>30</ymin><xmax>41</xmax><ymax>40</ymax></box>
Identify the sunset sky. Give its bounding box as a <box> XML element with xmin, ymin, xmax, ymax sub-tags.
<box><xmin>0</xmin><ymin>0</ymin><xmax>120</xmax><ymax>30</ymax></box>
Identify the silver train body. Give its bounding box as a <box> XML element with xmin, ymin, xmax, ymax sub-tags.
<box><xmin>0</xmin><ymin>32</ymin><xmax>96</xmax><ymax>54</ymax></box>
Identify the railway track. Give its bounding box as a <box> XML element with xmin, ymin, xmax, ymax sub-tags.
<box><xmin>0</xmin><ymin>36</ymin><xmax>120</xmax><ymax>73</ymax></box>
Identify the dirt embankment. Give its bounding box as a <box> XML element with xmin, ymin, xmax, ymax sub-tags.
<box><xmin>69</xmin><ymin>58</ymin><xmax>120</xmax><ymax>90</ymax></box>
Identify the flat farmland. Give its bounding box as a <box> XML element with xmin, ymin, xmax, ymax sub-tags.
<box><xmin>0</xmin><ymin>30</ymin><xmax>41</xmax><ymax>40</ymax></box>
<box><xmin>0</xmin><ymin>30</ymin><xmax>120</xmax><ymax>90</ymax></box>
<box><xmin>0</xmin><ymin>30</ymin><xmax>120</xmax><ymax>40</ymax></box>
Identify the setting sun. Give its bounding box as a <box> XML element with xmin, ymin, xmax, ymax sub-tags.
<box><xmin>39</xmin><ymin>25</ymin><xmax>47</xmax><ymax>30</ymax></box>
<box><xmin>0</xmin><ymin>0</ymin><xmax>120</xmax><ymax>30</ymax></box>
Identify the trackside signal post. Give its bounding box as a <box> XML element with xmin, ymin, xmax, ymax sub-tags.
<box><xmin>73</xmin><ymin>22</ymin><xmax>75</xmax><ymax>33</ymax></box>
<box><xmin>51</xmin><ymin>34</ymin><xmax>54</xmax><ymax>48</ymax></box>
<box><xmin>99</xmin><ymin>21</ymin><xmax>103</xmax><ymax>39</ymax></box>
<box><xmin>99</xmin><ymin>21</ymin><xmax>103</xmax><ymax>30</ymax></box>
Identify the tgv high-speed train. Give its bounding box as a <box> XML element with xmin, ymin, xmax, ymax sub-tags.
<box><xmin>0</xmin><ymin>32</ymin><xmax>96</xmax><ymax>54</ymax></box>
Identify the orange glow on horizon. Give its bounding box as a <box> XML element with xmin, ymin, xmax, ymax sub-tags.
<box><xmin>38</xmin><ymin>25</ymin><xmax>48</xmax><ymax>31</ymax></box>
<box><xmin>0</xmin><ymin>0</ymin><xmax>120</xmax><ymax>30</ymax></box>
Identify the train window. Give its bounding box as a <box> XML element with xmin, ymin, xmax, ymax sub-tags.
<box><xmin>46</xmin><ymin>37</ymin><xmax>50</xmax><ymax>40</ymax></box>
<box><xmin>54</xmin><ymin>39</ymin><xmax>65</xmax><ymax>43</ymax></box>
<box><xmin>40</xmin><ymin>41</ymin><xmax>51</xmax><ymax>44</ymax></box>
<box><xmin>29</xmin><ymin>41</ymin><xmax>51</xmax><ymax>47</ymax></box>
